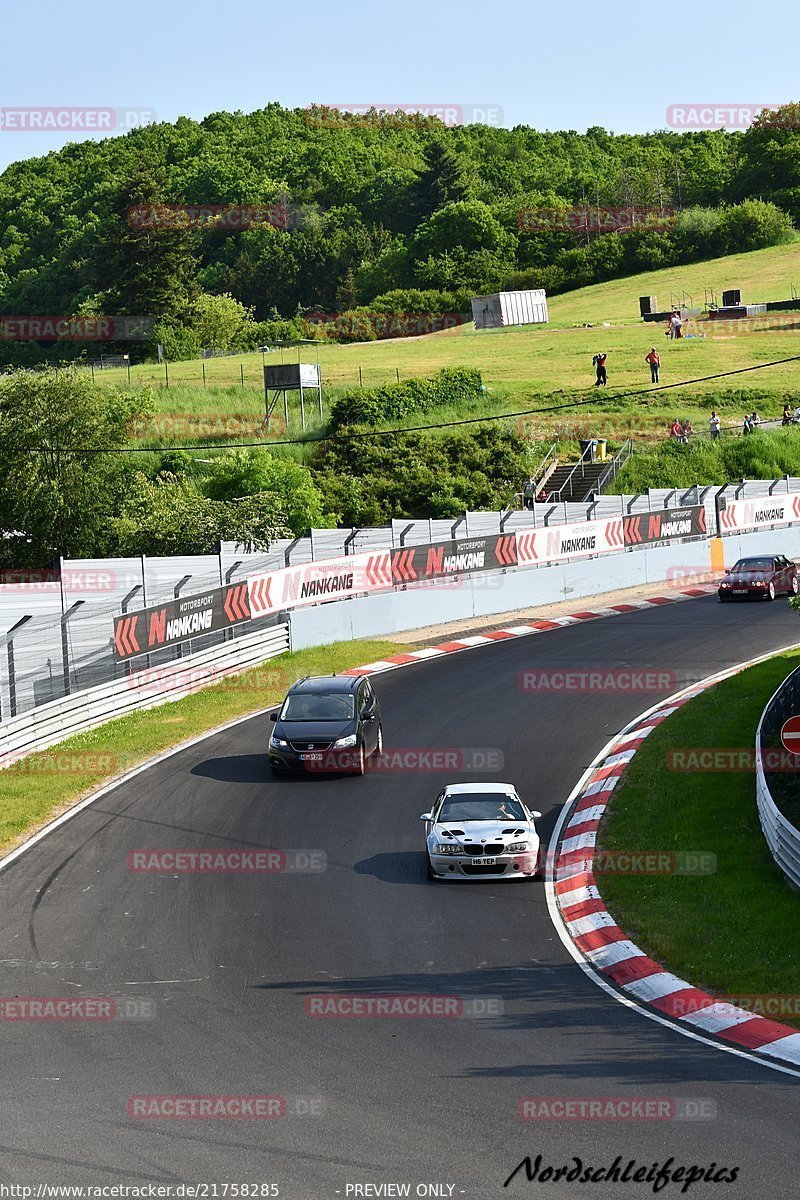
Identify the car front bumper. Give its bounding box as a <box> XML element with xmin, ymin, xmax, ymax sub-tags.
<box><xmin>269</xmin><ymin>746</ymin><xmax>359</xmax><ymax>772</ymax></box>
<box><xmin>428</xmin><ymin>850</ymin><xmax>539</xmax><ymax>880</ymax></box>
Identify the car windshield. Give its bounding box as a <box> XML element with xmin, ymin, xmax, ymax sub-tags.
<box><xmin>438</xmin><ymin>794</ymin><xmax>526</xmax><ymax>822</ymax></box>
<box><xmin>732</xmin><ymin>558</ymin><xmax>773</xmax><ymax>572</ymax></box>
<box><xmin>281</xmin><ymin>693</ymin><xmax>355</xmax><ymax>721</ymax></box>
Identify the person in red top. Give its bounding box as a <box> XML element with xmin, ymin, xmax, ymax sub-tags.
<box><xmin>669</xmin><ymin>418</ymin><xmax>683</xmax><ymax>440</ymax></box>
<box><xmin>645</xmin><ymin>347</ymin><xmax>661</xmax><ymax>383</ymax></box>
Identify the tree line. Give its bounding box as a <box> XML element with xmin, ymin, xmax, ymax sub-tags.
<box><xmin>1</xmin><ymin>104</ymin><xmax>800</xmax><ymax>365</ymax></box>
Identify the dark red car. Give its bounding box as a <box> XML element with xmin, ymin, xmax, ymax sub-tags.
<box><xmin>718</xmin><ymin>555</ymin><xmax>799</xmax><ymax>601</ymax></box>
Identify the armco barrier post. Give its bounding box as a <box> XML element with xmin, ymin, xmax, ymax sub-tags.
<box><xmin>61</xmin><ymin>601</ymin><xmax>85</xmax><ymax>697</ymax></box>
<box><xmin>6</xmin><ymin>615</ymin><xmax>32</xmax><ymax>718</ymax></box>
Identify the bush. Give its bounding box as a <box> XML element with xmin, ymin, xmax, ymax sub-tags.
<box><xmin>314</xmin><ymin>423</ymin><xmax>533</xmax><ymax>524</ymax></box>
<box><xmin>329</xmin><ymin>368</ymin><xmax>483</xmax><ymax>428</ymax></box>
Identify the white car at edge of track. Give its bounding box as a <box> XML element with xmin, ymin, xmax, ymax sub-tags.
<box><xmin>421</xmin><ymin>782</ymin><xmax>542</xmax><ymax>882</ymax></box>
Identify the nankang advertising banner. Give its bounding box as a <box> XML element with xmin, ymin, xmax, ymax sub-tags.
<box><xmin>247</xmin><ymin>551</ymin><xmax>392</xmax><ymax>619</ymax></box>
<box><xmin>113</xmin><ymin>582</ymin><xmax>251</xmax><ymax>661</ymax></box>
<box><xmin>717</xmin><ymin>492</ymin><xmax>800</xmax><ymax>534</ymax></box>
<box><xmin>391</xmin><ymin>534</ymin><xmax>517</xmax><ymax>584</ymax></box>
<box><xmin>623</xmin><ymin>505</ymin><xmax>706</xmax><ymax>546</ymax></box>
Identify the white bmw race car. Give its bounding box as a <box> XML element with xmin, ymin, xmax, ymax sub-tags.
<box><xmin>421</xmin><ymin>782</ymin><xmax>542</xmax><ymax>881</ymax></box>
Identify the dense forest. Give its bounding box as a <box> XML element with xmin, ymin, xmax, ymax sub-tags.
<box><xmin>1</xmin><ymin>103</ymin><xmax>800</xmax><ymax>364</ymax></box>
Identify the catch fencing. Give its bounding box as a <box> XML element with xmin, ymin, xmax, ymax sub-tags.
<box><xmin>1</xmin><ymin>477</ymin><xmax>798</xmax><ymax>723</ymax></box>
<box><xmin>756</xmin><ymin>665</ymin><xmax>800</xmax><ymax>890</ymax></box>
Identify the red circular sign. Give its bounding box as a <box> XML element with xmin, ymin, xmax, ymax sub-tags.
<box><xmin>780</xmin><ymin>716</ymin><xmax>800</xmax><ymax>755</ymax></box>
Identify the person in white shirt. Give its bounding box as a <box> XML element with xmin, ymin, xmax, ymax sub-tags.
<box><xmin>709</xmin><ymin>411</ymin><xmax>721</xmax><ymax>439</ymax></box>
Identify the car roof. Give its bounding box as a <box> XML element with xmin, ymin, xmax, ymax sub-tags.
<box><xmin>441</xmin><ymin>782</ymin><xmax>518</xmax><ymax>795</ymax></box>
<box><xmin>287</xmin><ymin>674</ymin><xmax>363</xmax><ymax>695</ymax></box>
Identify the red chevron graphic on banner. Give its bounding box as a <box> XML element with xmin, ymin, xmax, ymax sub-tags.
<box><xmin>366</xmin><ymin>551</ymin><xmax>392</xmax><ymax>587</ymax></box>
<box><xmin>624</xmin><ymin>516</ymin><xmax>643</xmax><ymax>544</ymax></box>
<box><xmin>516</xmin><ymin>531</ymin><xmax>537</xmax><ymax>563</ymax></box>
<box><xmin>496</xmin><ymin>534</ymin><xmax>518</xmax><ymax>566</ymax></box>
<box><xmin>604</xmin><ymin>519</ymin><xmax>624</xmax><ymax>547</ymax></box>
<box><xmin>392</xmin><ymin>548</ymin><xmax>418</xmax><ymax>582</ymax></box>
<box><xmin>223</xmin><ymin>583</ymin><xmax>251</xmax><ymax>624</ymax></box>
<box><xmin>114</xmin><ymin>615</ymin><xmax>140</xmax><ymax>659</ymax></box>
<box><xmin>792</xmin><ymin>496</ymin><xmax>800</xmax><ymax>519</ymax></box>
<box><xmin>249</xmin><ymin>574</ymin><xmax>273</xmax><ymax>615</ymax></box>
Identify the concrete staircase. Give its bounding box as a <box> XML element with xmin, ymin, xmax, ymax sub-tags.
<box><xmin>543</xmin><ymin>460</ymin><xmax>608</xmax><ymax>503</ymax></box>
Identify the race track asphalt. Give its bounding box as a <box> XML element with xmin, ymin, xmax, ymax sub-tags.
<box><xmin>1</xmin><ymin>594</ymin><xmax>799</xmax><ymax>1198</ymax></box>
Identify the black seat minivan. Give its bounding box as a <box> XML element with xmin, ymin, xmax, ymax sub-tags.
<box><xmin>269</xmin><ymin>675</ymin><xmax>383</xmax><ymax>775</ymax></box>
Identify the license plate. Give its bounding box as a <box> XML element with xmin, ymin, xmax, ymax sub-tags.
<box><xmin>482</xmin><ymin>857</ymin><xmax>497</xmax><ymax>867</ymax></box>
<box><xmin>299</xmin><ymin>753</ymin><xmax>323</xmax><ymax>761</ymax></box>
<box><xmin>732</xmin><ymin>589</ymin><xmax>747</xmax><ymax>594</ymax></box>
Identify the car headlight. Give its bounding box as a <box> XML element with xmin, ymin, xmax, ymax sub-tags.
<box><xmin>333</xmin><ymin>734</ymin><xmax>357</xmax><ymax>748</ymax></box>
<box><xmin>270</xmin><ymin>735</ymin><xmax>288</xmax><ymax>749</ymax></box>
<box><xmin>435</xmin><ymin>842</ymin><xmax>462</xmax><ymax>855</ymax></box>
<box><xmin>508</xmin><ymin>840</ymin><xmax>528</xmax><ymax>852</ymax></box>
<box><xmin>755</xmin><ymin>581</ymin><xmax>766</xmax><ymax>587</ymax></box>
<box><xmin>720</xmin><ymin>582</ymin><xmax>731</xmax><ymax>589</ymax></box>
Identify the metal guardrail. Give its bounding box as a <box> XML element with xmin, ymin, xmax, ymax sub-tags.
<box><xmin>756</xmin><ymin>664</ymin><xmax>800</xmax><ymax>889</ymax></box>
<box><xmin>0</xmin><ymin>623</ymin><xmax>289</xmax><ymax>770</ymax></box>
<box><xmin>592</xmin><ymin>439</ymin><xmax>633</xmax><ymax>496</ymax></box>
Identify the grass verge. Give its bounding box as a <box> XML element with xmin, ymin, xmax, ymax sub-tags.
<box><xmin>599</xmin><ymin>649</ymin><xmax>800</xmax><ymax>1024</ymax></box>
<box><xmin>0</xmin><ymin>637</ymin><xmax>404</xmax><ymax>859</ymax></box>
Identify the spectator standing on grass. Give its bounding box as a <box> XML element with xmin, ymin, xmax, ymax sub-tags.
<box><xmin>709</xmin><ymin>411</ymin><xmax>721</xmax><ymax>439</ymax></box>
<box><xmin>522</xmin><ymin>476</ymin><xmax>535</xmax><ymax>510</ymax></box>
<box><xmin>645</xmin><ymin>347</ymin><xmax>660</xmax><ymax>383</ymax></box>
<box><xmin>743</xmin><ymin>414</ymin><xmax>752</xmax><ymax>435</ymax></box>
<box><xmin>592</xmin><ymin>352</ymin><xmax>608</xmax><ymax>386</ymax></box>
<box><xmin>783</xmin><ymin>403</ymin><xmax>791</xmax><ymax>426</ymax></box>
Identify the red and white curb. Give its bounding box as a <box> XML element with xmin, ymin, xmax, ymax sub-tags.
<box><xmin>341</xmin><ymin>586</ymin><xmax>717</xmax><ymax>676</ymax></box>
<box><xmin>548</xmin><ymin>648</ymin><xmax>800</xmax><ymax>1075</ymax></box>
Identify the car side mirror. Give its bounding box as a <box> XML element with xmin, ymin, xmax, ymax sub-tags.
<box><xmin>724</xmin><ymin>568</ymin><xmax>730</xmax><ymax>574</ymax></box>
<box><xmin>532</xmin><ymin>810</ymin><xmax>542</xmax><ymax>819</ymax></box>
<box><xmin>269</xmin><ymin>712</ymin><xmax>278</xmax><ymax>721</ymax></box>
<box><xmin>420</xmin><ymin>812</ymin><xmax>433</xmax><ymax>821</ymax></box>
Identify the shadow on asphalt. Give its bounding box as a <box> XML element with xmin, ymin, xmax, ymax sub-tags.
<box><xmin>251</xmin><ymin>961</ymin><xmax>769</xmax><ymax>1084</ymax></box>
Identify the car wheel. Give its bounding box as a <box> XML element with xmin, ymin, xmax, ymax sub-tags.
<box><xmin>373</xmin><ymin>724</ymin><xmax>383</xmax><ymax>756</ymax></box>
<box><xmin>767</xmin><ymin>581</ymin><xmax>776</xmax><ymax>600</ymax></box>
<box><xmin>353</xmin><ymin>743</ymin><xmax>366</xmax><ymax>776</ymax></box>
<box><xmin>792</xmin><ymin>576</ymin><xmax>798</xmax><ymax>596</ymax></box>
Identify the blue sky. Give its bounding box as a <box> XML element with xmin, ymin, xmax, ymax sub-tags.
<box><xmin>1</xmin><ymin>0</ymin><xmax>799</xmax><ymax>171</ymax></box>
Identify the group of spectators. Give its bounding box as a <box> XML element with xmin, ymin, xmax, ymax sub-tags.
<box><xmin>668</xmin><ymin>417</ymin><xmax>695</xmax><ymax>443</ymax></box>
<box><xmin>592</xmin><ymin>347</ymin><xmax>664</xmax><ymax>387</ymax></box>
<box><xmin>669</xmin><ymin>405</ymin><xmax>800</xmax><ymax>443</ymax></box>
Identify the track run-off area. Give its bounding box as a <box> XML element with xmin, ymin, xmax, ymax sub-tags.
<box><xmin>2</xmin><ymin>595</ymin><xmax>800</xmax><ymax>1198</ymax></box>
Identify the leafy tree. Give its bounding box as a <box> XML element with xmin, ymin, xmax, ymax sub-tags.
<box><xmin>202</xmin><ymin>449</ymin><xmax>330</xmax><ymax>534</ymax></box>
<box><xmin>89</xmin><ymin>156</ymin><xmax>199</xmax><ymax>325</ymax></box>
<box><xmin>0</xmin><ymin>371</ymin><xmax>149</xmax><ymax>564</ymax></box>
<box><xmin>189</xmin><ymin>291</ymin><xmax>255</xmax><ymax>352</ymax></box>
